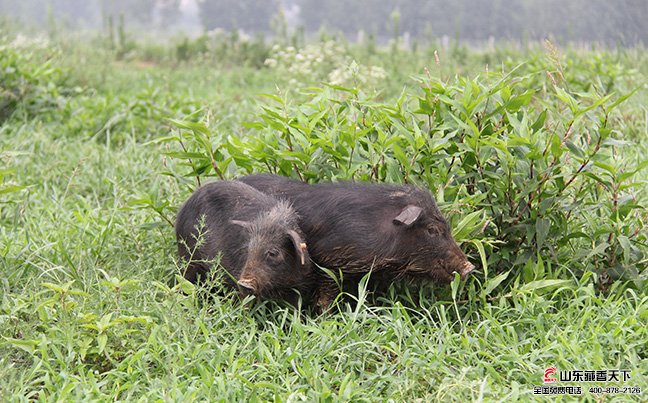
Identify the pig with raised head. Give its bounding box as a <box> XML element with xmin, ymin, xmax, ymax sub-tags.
<box><xmin>239</xmin><ymin>174</ymin><xmax>474</xmax><ymax>308</ymax></box>
<box><xmin>175</xmin><ymin>180</ymin><xmax>314</xmax><ymax>305</ymax></box>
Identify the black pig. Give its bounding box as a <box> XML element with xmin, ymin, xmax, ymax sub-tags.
<box><xmin>240</xmin><ymin>174</ymin><xmax>474</xmax><ymax>308</ymax></box>
<box><xmin>175</xmin><ymin>180</ymin><xmax>313</xmax><ymax>304</ymax></box>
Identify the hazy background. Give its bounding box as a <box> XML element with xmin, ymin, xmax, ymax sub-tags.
<box><xmin>0</xmin><ymin>0</ymin><xmax>646</xmax><ymax>45</ymax></box>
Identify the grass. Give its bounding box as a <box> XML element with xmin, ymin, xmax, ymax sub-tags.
<box><xmin>1</xmin><ymin>32</ymin><xmax>647</xmax><ymax>401</ymax></box>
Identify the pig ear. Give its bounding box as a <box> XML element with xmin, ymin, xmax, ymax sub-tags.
<box><xmin>393</xmin><ymin>205</ymin><xmax>423</xmax><ymax>226</ymax></box>
<box><xmin>230</xmin><ymin>220</ymin><xmax>252</xmax><ymax>231</ymax></box>
<box><xmin>287</xmin><ymin>230</ymin><xmax>310</xmax><ymax>268</ymax></box>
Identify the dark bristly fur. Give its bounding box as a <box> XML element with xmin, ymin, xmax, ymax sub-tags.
<box><xmin>240</xmin><ymin>173</ymin><xmax>474</xmax><ymax>308</ymax></box>
<box><xmin>175</xmin><ymin>180</ymin><xmax>314</xmax><ymax>305</ymax></box>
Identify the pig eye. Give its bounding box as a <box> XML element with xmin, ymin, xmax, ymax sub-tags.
<box><xmin>266</xmin><ymin>249</ymin><xmax>281</xmax><ymax>259</ymax></box>
<box><xmin>427</xmin><ymin>226</ymin><xmax>441</xmax><ymax>236</ymax></box>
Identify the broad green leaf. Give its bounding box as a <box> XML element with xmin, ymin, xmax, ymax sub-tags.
<box><xmin>3</xmin><ymin>338</ymin><xmax>39</xmax><ymax>354</ymax></box>
<box><xmin>506</xmin><ymin>90</ymin><xmax>535</xmax><ymax>112</ymax></box>
<box><xmin>97</xmin><ymin>333</ymin><xmax>108</xmax><ymax>355</ymax></box>
<box><xmin>531</xmin><ymin>110</ymin><xmax>547</xmax><ymax>132</ymax></box>
<box><xmin>143</xmin><ymin>135</ymin><xmax>180</xmax><ymax>145</ymax></box>
<box><xmin>555</xmin><ymin>87</ymin><xmax>579</xmax><ymax>113</ymax></box>
<box><xmin>451</xmin><ymin>272</ymin><xmax>461</xmax><ymax>300</ymax></box>
<box><xmin>0</xmin><ymin>184</ymin><xmax>24</xmax><ymax>195</ymax></box>
<box><xmin>468</xmin><ymin>239</ymin><xmax>488</xmax><ymax>277</ymax></box>
<box><xmin>606</xmin><ymin>86</ymin><xmax>641</xmax><ymax>111</ymax></box>
<box><xmin>573</xmin><ymin>93</ymin><xmax>613</xmax><ymax>118</ymax></box>
<box><xmin>519</xmin><ymin>279</ymin><xmax>572</xmax><ymax>292</ymax></box>
<box><xmin>535</xmin><ymin>218</ymin><xmax>551</xmax><ymax>249</ymax></box>
<box><xmin>453</xmin><ymin>210</ymin><xmax>484</xmax><ymax>241</ymax></box>
<box><xmin>168</xmin><ymin>118</ymin><xmax>210</xmax><ymax>136</ymax></box>
<box><xmin>483</xmin><ymin>271</ymin><xmax>510</xmax><ymax>297</ymax></box>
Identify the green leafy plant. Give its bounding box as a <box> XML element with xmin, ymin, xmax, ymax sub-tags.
<box><xmin>0</xmin><ymin>42</ymin><xmax>69</xmax><ymax>122</ymax></box>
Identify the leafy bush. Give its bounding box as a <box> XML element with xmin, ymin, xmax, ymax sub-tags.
<box><xmin>161</xmin><ymin>68</ymin><xmax>646</xmax><ymax>292</ymax></box>
<box><xmin>60</xmin><ymin>86</ymin><xmax>202</xmax><ymax>145</ymax></box>
<box><xmin>170</xmin><ymin>30</ymin><xmax>270</xmax><ymax>68</ymax></box>
<box><xmin>0</xmin><ymin>38</ymin><xmax>70</xmax><ymax>123</ymax></box>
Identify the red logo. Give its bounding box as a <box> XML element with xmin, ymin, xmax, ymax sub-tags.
<box><xmin>544</xmin><ymin>367</ymin><xmax>557</xmax><ymax>383</ymax></box>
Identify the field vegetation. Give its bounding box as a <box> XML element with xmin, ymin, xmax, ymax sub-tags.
<box><xmin>1</xmin><ymin>27</ymin><xmax>647</xmax><ymax>400</ymax></box>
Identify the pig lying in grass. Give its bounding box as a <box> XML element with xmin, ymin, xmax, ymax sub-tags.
<box><xmin>175</xmin><ymin>180</ymin><xmax>314</xmax><ymax>305</ymax></box>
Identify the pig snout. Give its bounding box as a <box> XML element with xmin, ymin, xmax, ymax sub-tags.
<box><xmin>458</xmin><ymin>260</ymin><xmax>475</xmax><ymax>280</ymax></box>
<box><xmin>237</xmin><ymin>278</ymin><xmax>257</xmax><ymax>296</ymax></box>
<box><xmin>444</xmin><ymin>242</ymin><xmax>475</xmax><ymax>281</ymax></box>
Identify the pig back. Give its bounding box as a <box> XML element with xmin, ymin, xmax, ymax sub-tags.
<box><xmin>240</xmin><ymin>174</ymin><xmax>438</xmax><ymax>271</ymax></box>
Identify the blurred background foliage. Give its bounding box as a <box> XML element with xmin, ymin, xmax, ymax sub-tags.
<box><xmin>0</xmin><ymin>0</ymin><xmax>646</xmax><ymax>45</ymax></box>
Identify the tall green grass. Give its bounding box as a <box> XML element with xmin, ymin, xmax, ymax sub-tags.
<box><xmin>1</xmin><ymin>32</ymin><xmax>646</xmax><ymax>401</ymax></box>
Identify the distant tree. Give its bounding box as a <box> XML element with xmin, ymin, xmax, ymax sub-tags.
<box><xmin>0</xmin><ymin>0</ymin><xmax>181</xmax><ymax>29</ymax></box>
<box><xmin>0</xmin><ymin>0</ymin><xmax>97</xmax><ymax>28</ymax></box>
<box><xmin>315</xmin><ymin>0</ymin><xmax>641</xmax><ymax>44</ymax></box>
<box><xmin>155</xmin><ymin>0</ymin><xmax>182</xmax><ymax>28</ymax></box>
<box><xmin>199</xmin><ymin>0</ymin><xmax>279</xmax><ymax>32</ymax></box>
<box><xmin>56</xmin><ymin>0</ymin><xmax>101</xmax><ymax>29</ymax></box>
<box><xmin>100</xmin><ymin>0</ymin><xmax>158</xmax><ymax>24</ymax></box>
<box><xmin>0</xmin><ymin>0</ymin><xmax>644</xmax><ymax>44</ymax></box>
<box><xmin>298</xmin><ymin>0</ymin><xmax>394</xmax><ymax>38</ymax></box>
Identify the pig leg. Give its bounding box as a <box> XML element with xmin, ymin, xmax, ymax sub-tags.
<box><xmin>315</xmin><ymin>280</ymin><xmax>340</xmax><ymax>312</ymax></box>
